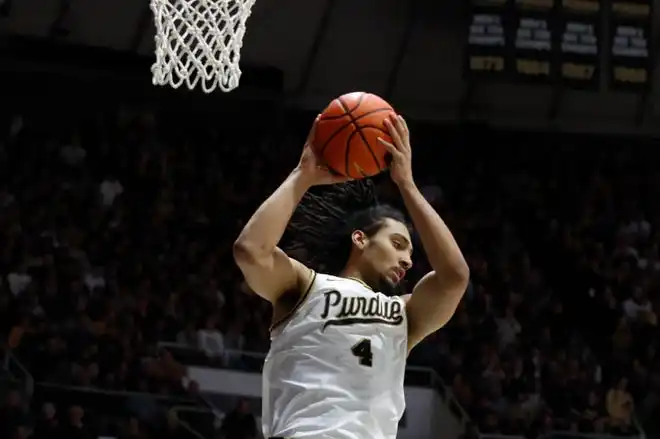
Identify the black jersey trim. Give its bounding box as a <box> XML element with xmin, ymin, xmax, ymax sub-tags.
<box><xmin>270</xmin><ymin>270</ymin><xmax>317</xmax><ymax>332</ymax></box>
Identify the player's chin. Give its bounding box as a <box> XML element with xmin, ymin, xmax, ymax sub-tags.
<box><xmin>379</xmin><ymin>276</ymin><xmax>401</xmax><ymax>296</ymax></box>
<box><xmin>384</xmin><ymin>276</ymin><xmax>399</xmax><ymax>287</ymax></box>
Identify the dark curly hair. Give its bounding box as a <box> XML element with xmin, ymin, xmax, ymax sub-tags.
<box><xmin>282</xmin><ymin>179</ymin><xmax>410</xmax><ymax>276</ymax></box>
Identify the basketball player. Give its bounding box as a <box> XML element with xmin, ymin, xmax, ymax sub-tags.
<box><xmin>233</xmin><ymin>114</ymin><xmax>469</xmax><ymax>439</ymax></box>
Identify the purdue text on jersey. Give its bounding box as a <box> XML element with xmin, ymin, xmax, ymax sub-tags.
<box><xmin>320</xmin><ymin>289</ymin><xmax>404</xmax><ymax>330</ymax></box>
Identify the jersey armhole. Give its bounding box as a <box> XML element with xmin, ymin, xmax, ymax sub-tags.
<box><xmin>270</xmin><ymin>270</ymin><xmax>317</xmax><ymax>332</ymax></box>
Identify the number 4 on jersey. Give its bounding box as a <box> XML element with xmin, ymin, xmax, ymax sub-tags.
<box><xmin>351</xmin><ymin>338</ymin><xmax>373</xmax><ymax>367</ymax></box>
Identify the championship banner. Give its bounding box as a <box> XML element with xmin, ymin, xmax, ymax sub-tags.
<box><xmin>511</xmin><ymin>0</ymin><xmax>556</xmax><ymax>83</ymax></box>
<box><xmin>557</xmin><ymin>0</ymin><xmax>601</xmax><ymax>89</ymax></box>
<box><xmin>465</xmin><ymin>0</ymin><xmax>511</xmax><ymax>79</ymax></box>
<box><xmin>609</xmin><ymin>0</ymin><xmax>652</xmax><ymax>91</ymax></box>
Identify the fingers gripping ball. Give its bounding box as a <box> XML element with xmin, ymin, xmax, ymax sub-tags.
<box><xmin>313</xmin><ymin>92</ymin><xmax>395</xmax><ymax>179</ymax></box>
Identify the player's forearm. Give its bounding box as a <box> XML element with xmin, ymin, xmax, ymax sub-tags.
<box><xmin>235</xmin><ymin>169</ymin><xmax>312</xmax><ymax>255</ymax></box>
<box><xmin>399</xmin><ymin>182</ymin><xmax>469</xmax><ymax>283</ymax></box>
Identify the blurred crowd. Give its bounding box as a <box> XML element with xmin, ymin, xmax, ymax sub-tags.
<box><xmin>0</xmin><ymin>86</ymin><xmax>659</xmax><ymax>439</ymax></box>
<box><xmin>0</xmin><ymin>98</ymin><xmax>276</xmax><ymax>439</ymax></box>
<box><xmin>427</xmin><ymin>138</ymin><xmax>660</xmax><ymax>438</ymax></box>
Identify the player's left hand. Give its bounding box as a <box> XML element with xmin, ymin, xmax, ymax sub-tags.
<box><xmin>379</xmin><ymin>114</ymin><xmax>414</xmax><ymax>188</ymax></box>
<box><xmin>298</xmin><ymin>115</ymin><xmax>353</xmax><ymax>186</ymax></box>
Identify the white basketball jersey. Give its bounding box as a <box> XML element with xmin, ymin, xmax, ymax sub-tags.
<box><xmin>262</xmin><ymin>273</ymin><xmax>408</xmax><ymax>439</ymax></box>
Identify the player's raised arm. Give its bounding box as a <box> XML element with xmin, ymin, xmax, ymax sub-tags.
<box><xmin>379</xmin><ymin>115</ymin><xmax>470</xmax><ymax>350</ymax></box>
<box><xmin>233</xmin><ymin>117</ymin><xmax>349</xmax><ymax>302</ymax></box>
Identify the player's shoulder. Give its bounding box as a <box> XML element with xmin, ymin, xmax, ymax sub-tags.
<box><xmin>314</xmin><ymin>272</ymin><xmax>345</xmax><ymax>284</ymax></box>
<box><xmin>298</xmin><ymin>272</ymin><xmax>337</xmax><ymax>294</ymax></box>
<box><xmin>284</xmin><ymin>268</ymin><xmax>341</xmax><ymax>300</ymax></box>
<box><xmin>311</xmin><ymin>273</ymin><xmax>364</xmax><ymax>290</ymax></box>
<box><xmin>269</xmin><ymin>271</ymin><xmax>338</xmax><ymax>332</ymax></box>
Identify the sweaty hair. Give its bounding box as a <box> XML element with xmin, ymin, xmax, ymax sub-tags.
<box><xmin>282</xmin><ymin>179</ymin><xmax>409</xmax><ymax>275</ymax></box>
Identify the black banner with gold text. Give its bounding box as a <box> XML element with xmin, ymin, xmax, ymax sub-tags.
<box><xmin>608</xmin><ymin>0</ymin><xmax>652</xmax><ymax>91</ymax></box>
<box><xmin>511</xmin><ymin>0</ymin><xmax>556</xmax><ymax>83</ymax></box>
<box><xmin>557</xmin><ymin>0</ymin><xmax>601</xmax><ymax>89</ymax></box>
<box><xmin>463</xmin><ymin>0</ymin><xmax>655</xmax><ymax>93</ymax></box>
<box><xmin>465</xmin><ymin>0</ymin><xmax>511</xmax><ymax>79</ymax></box>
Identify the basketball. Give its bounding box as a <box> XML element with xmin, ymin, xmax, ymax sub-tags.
<box><xmin>313</xmin><ymin>92</ymin><xmax>395</xmax><ymax>179</ymax></box>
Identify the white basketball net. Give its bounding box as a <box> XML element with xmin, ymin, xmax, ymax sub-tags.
<box><xmin>150</xmin><ymin>0</ymin><xmax>256</xmax><ymax>93</ymax></box>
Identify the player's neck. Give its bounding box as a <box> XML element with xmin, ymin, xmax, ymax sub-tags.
<box><xmin>339</xmin><ymin>267</ymin><xmax>371</xmax><ymax>290</ymax></box>
<box><xmin>340</xmin><ymin>266</ymin><xmax>361</xmax><ymax>281</ymax></box>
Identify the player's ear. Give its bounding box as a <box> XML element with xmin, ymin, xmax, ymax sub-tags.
<box><xmin>351</xmin><ymin>230</ymin><xmax>368</xmax><ymax>250</ymax></box>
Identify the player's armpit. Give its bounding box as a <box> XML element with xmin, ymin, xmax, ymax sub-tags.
<box><xmin>233</xmin><ymin>244</ymin><xmax>311</xmax><ymax>303</ymax></box>
<box><xmin>405</xmin><ymin>270</ymin><xmax>468</xmax><ymax>351</ymax></box>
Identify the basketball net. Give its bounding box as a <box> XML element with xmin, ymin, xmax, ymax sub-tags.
<box><xmin>150</xmin><ymin>0</ymin><xmax>256</xmax><ymax>93</ymax></box>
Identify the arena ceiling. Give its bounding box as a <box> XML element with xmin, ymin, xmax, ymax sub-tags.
<box><xmin>2</xmin><ymin>0</ymin><xmax>660</xmax><ymax>135</ymax></box>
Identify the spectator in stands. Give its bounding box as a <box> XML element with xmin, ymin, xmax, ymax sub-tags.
<box><xmin>160</xmin><ymin>409</ymin><xmax>190</xmax><ymax>439</ymax></box>
<box><xmin>495</xmin><ymin>305</ymin><xmax>521</xmax><ymax>350</ymax></box>
<box><xmin>31</xmin><ymin>402</ymin><xmax>59</xmax><ymax>439</ymax></box>
<box><xmin>120</xmin><ymin>416</ymin><xmax>142</xmax><ymax>439</ymax></box>
<box><xmin>59</xmin><ymin>405</ymin><xmax>90</xmax><ymax>439</ymax></box>
<box><xmin>577</xmin><ymin>389</ymin><xmax>607</xmax><ymax>433</ymax></box>
<box><xmin>197</xmin><ymin>315</ymin><xmax>226</xmax><ymax>366</ymax></box>
<box><xmin>219</xmin><ymin>399</ymin><xmax>258</xmax><ymax>439</ymax></box>
<box><xmin>607</xmin><ymin>377</ymin><xmax>634</xmax><ymax>433</ymax></box>
<box><xmin>0</xmin><ymin>389</ymin><xmax>27</xmax><ymax>438</ymax></box>
<box><xmin>623</xmin><ymin>288</ymin><xmax>655</xmax><ymax>325</ymax></box>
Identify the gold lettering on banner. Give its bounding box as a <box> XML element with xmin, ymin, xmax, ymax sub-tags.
<box><xmin>612</xmin><ymin>2</ymin><xmax>650</xmax><ymax>16</ymax></box>
<box><xmin>614</xmin><ymin>66</ymin><xmax>647</xmax><ymax>83</ymax></box>
<box><xmin>562</xmin><ymin>63</ymin><xmax>595</xmax><ymax>79</ymax></box>
<box><xmin>517</xmin><ymin>59</ymin><xmax>550</xmax><ymax>75</ymax></box>
<box><xmin>562</xmin><ymin>0</ymin><xmax>600</xmax><ymax>12</ymax></box>
<box><xmin>470</xmin><ymin>56</ymin><xmax>505</xmax><ymax>71</ymax></box>
<box><xmin>516</xmin><ymin>0</ymin><xmax>554</xmax><ymax>9</ymax></box>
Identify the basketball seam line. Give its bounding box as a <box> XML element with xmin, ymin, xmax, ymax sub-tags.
<box><xmin>338</xmin><ymin>96</ymin><xmax>385</xmax><ymax>178</ymax></box>
<box><xmin>319</xmin><ymin>93</ymin><xmax>365</xmax><ymax>157</ymax></box>
<box><xmin>356</xmin><ymin>125</ymin><xmax>390</xmax><ymax>135</ymax></box>
<box><xmin>355</xmin><ymin>125</ymin><xmax>390</xmax><ymax>169</ymax></box>
<box><xmin>319</xmin><ymin>109</ymin><xmax>391</xmax><ymax>159</ymax></box>
<box><xmin>319</xmin><ymin>93</ymin><xmax>365</xmax><ymax>121</ymax></box>
<box><xmin>346</xmin><ymin>129</ymin><xmax>369</xmax><ymax>178</ymax></box>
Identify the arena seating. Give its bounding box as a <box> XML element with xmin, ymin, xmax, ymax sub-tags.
<box><xmin>0</xmin><ymin>83</ymin><xmax>656</xmax><ymax>439</ymax></box>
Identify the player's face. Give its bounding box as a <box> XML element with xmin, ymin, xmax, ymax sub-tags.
<box><xmin>353</xmin><ymin>218</ymin><xmax>413</xmax><ymax>294</ymax></box>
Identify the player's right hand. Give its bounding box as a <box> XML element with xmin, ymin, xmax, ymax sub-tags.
<box><xmin>296</xmin><ymin>115</ymin><xmax>352</xmax><ymax>186</ymax></box>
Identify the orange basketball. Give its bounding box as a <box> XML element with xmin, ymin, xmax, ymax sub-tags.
<box><xmin>313</xmin><ymin>92</ymin><xmax>395</xmax><ymax>179</ymax></box>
